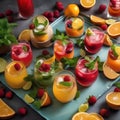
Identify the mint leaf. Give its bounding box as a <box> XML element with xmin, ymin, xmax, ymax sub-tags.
<box><xmin>23</xmin><ymin>45</ymin><xmax>28</xmax><ymax>52</ymax></box>
<box><xmin>111</xmin><ymin>44</ymin><xmax>118</xmax><ymax>58</ymax></box>
<box><xmin>33</xmin><ymin>100</ymin><xmax>41</xmax><ymax>109</ymax></box>
<box><xmin>74</xmin><ymin>90</ymin><xmax>80</xmax><ymax>100</ymax></box>
<box><xmin>114</xmin><ymin>82</ymin><xmax>120</xmax><ymax>88</ymax></box>
<box><xmin>59</xmin><ymin>81</ymin><xmax>73</xmax><ymax>86</ymax></box>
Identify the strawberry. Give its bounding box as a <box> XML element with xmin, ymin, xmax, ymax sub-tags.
<box><xmin>99</xmin><ymin>108</ymin><xmax>110</xmax><ymax>118</ymax></box>
<box><xmin>100</xmin><ymin>24</ymin><xmax>108</xmax><ymax>30</ymax></box>
<box><xmin>114</xmin><ymin>87</ymin><xmax>120</xmax><ymax>92</ymax></box>
<box><xmin>14</xmin><ymin>63</ymin><xmax>21</xmax><ymax>71</ymax></box>
<box><xmin>0</xmin><ymin>88</ymin><xmax>5</xmax><ymax>98</ymax></box>
<box><xmin>88</xmin><ymin>95</ymin><xmax>97</xmax><ymax>105</ymax></box>
<box><xmin>37</xmin><ymin>88</ymin><xmax>45</xmax><ymax>98</ymax></box>
<box><xmin>64</xmin><ymin>75</ymin><xmax>71</xmax><ymax>81</ymax></box>
<box><xmin>5</xmin><ymin>91</ymin><xmax>13</xmax><ymax>99</ymax></box>
<box><xmin>18</xmin><ymin>107</ymin><xmax>27</xmax><ymax>116</ymax></box>
<box><xmin>98</xmin><ymin>4</ymin><xmax>107</xmax><ymax>13</ymax></box>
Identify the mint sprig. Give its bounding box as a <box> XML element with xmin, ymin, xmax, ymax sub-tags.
<box><xmin>111</xmin><ymin>44</ymin><xmax>118</xmax><ymax>58</ymax></box>
<box><xmin>59</xmin><ymin>81</ymin><xmax>73</xmax><ymax>87</ymax></box>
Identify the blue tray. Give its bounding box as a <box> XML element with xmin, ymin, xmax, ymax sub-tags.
<box><xmin>0</xmin><ymin>15</ymin><xmax>120</xmax><ymax>120</ymax></box>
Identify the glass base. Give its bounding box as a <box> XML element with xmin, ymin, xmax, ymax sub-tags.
<box><xmin>107</xmin><ymin>12</ymin><xmax>120</xmax><ymax>21</ymax></box>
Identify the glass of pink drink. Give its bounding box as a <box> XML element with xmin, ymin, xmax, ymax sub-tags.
<box><xmin>84</xmin><ymin>26</ymin><xmax>105</xmax><ymax>54</ymax></box>
<box><xmin>75</xmin><ymin>58</ymin><xmax>98</xmax><ymax>87</ymax></box>
<box><xmin>17</xmin><ymin>0</ymin><xmax>34</xmax><ymax>19</ymax></box>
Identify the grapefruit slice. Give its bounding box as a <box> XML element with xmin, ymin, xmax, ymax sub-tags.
<box><xmin>107</xmin><ymin>22</ymin><xmax>120</xmax><ymax>37</ymax></box>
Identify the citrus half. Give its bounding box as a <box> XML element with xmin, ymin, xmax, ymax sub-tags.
<box><xmin>103</xmin><ymin>34</ymin><xmax>113</xmax><ymax>46</ymax></box>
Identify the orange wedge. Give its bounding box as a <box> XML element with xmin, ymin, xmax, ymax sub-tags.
<box><xmin>43</xmin><ymin>55</ymin><xmax>55</xmax><ymax>65</ymax></box>
<box><xmin>90</xmin><ymin>15</ymin><xmax>106</xmax><ymax>25</ymax></box>
<box><xmin>80</xmin><ymin>0</ymin><xmax>96</xmax><ymax>9</ymax></box>
<box><xmin>107</xmin><ymin>22</ymin><xmax>120</xmax><ymax>38</ymax></box>
<box><xmin>103</xmin><ymin>34</ymin><xmax>113</xmax><ymax>46</ymax></box>
<box><xmin>89</xmin><ymin>113</ymin><xmax>104</xmax><ymax>120</ymax></box>
<box><xmin>18</xmin><ymin>29</ymin><xmax>31</xmax><ymax>41</ymax></box>
<box><xmin>106</xmin><ymin>92</ymin><xmax>120</xmax><ymax>110</ymax></box>
<box><xmin>0</xmin><ymin>99</ymin><xmax>15</xmax><ymax>119</ymax></box>
<box><xmin>72</xmin><ymin>112</ymin><xmax>89</xmax><ymax>120</ymax></box>
<box><xmin>41</xmin><ymin>92</ymin><xmax>51</xmax><ymax>107</ymax></box>
<box><xmin>103</xmin><ymin>62</ymin><xmax>119</xmax><ymax>80</ymax></box>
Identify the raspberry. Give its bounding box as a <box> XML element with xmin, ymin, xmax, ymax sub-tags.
<box><xmin>64</xmin><ymin>75</ymin><xmax>71</xmax><ymax>81</ymax></box>
<box><xmin>88</xmin><ymin>95</ymin><xmax>97</xmax><ymax>105</ymax></box>
<box><xmin>5</xmin><ymin>9</ymin><xmax>14</xmax><ymax>16</ymax></box>
<box><xmin>39</xmin><ymin>63</ymin><xmax>51</xmax><ymax>72</ymax></box>
<box><xmin>37</xmin><ymin>88</ymin><xmax>45</xmax><ymax>98</ymax></box>
<box><xmin>66</xmin><ymin>42</ymin><xmax>73</xmax><ymax>54</ymax></box>
<box><xmin>98</xmin><ymin>4</ymin><xmax>107</xmax><ymax>13</ymax></box>
<box><xmin>42</xmin><ymin>50</ymin><xmax>49</xmax><ymax>56</ymax></box>
<box><xmin>7</xmin><ymin>16</ymin><xmax>14</xmax><ymax>23</ymax></box>
<box><xmin>0</xmin><ymin>88</ymin><xmax>5</xmax><ymax>98</ymax></box>
<box><xmin>53</xmin><ymin>10</ymin><xmax>60</xmax><ymax>18</ymax></box>
<box><xmin>0</xmin><ymin>13</ymin><xmax>5</xmax><ymax>18</ymax></box>
<box><xmin>18</xmin><ymin>107</ymin><xmax>27</xmax><ymax>116</ymax></box>
<box><xmin>55</xmin><ymin>1</ymin><xmax>64</xmax><ymax>11</ymax></box>
<box><xmin>5</xmin><ymin>91</ymin><xmax>13</xmax><ymax>99</ymax></box>
<box><xmin>56</xmin><ymin>1</ymin><xmax>63</xmax><ymax>6</ymax></box>
<box><xmin>42</xmin><ymin>11</ymin><xmax>49</xmax><ymax>18</ymax></box>
<box><xmin>47</xmin><ymin>11</ymin><xmax>54</xmax><ymax>18</ymax></box>
<box><xmin>100</xmin><ymin>24</ymin><xmax>108</xmax><ymax>30</ymax></box>
<box><xmin>99</xmin><ymin>108</ymin><xmax>110</xmax><ymax>118</ymax></box>
<box><xmin>48</xmin><ymin>17</ymin><xmax>54</xmax><ymax>22</ymax></box>
<box><xmin>14</xmin><ymin>63</ymin><xmax>21</xmax><ymax>71</ymax></box>
<box><xmin>114</xmin><ymin>87</ymin><xmax>120</xmax><ymax>92</ymax></box>
<box><xmin>29</xmin><ymin>23</ymin><xmax>35</xmax><ymax>29</ymax></box>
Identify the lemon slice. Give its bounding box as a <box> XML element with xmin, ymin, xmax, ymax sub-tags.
<box><xmin>0</xmin><ymin>58</ymin><xmax>7</xmax><ymax>73</ymax></box>
<box><xmin>72</xmin><ymin>18</ymin><xmax>83</xmax><ymax>30</ymax></box>
<box><xmin>78</xmin><ymin>103</ymin><xmax>89</xmax><ymax>112</ymax></box>
<box><xmin>24</xmin><ymin>94</ymin><xmax>34</xmax><ymax>104</ymax></box>
<box><xmin>80</xmin><ymin>49</ymin><xmax>86</xmax><ymax>57</ymax></box>
<box><xmin>22</xmin><ymin>81</ymin><xmax>32</xmax><ymax>90</ymax></box>
<box><xmin>106</xmin><ymin>19</ymin><xmax>116</xmax><ymax>25</ymax></box>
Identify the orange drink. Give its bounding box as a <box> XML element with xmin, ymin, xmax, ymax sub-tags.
<box><xmin>65</xmin><ymin>16</ymin><xmax>84</xmax><ymax>37</ymax></box>
<box><xmin>4</xmin><ymin>61</ymin><xmax>28</xmax><ymax>89</ymax></box>
<box><xmin>53</xmin><ymin>70</ymin><xmax>77</xmax><ymax>103</ymax></box>
<box><xmin>108</xmin><ymin>0</ymin><xmax>120</xmax><ymax>18</ymax></box>
<box><xmin>54</xmin><ymin>40</ymin><xmax>74</xmax><ymax>61</ymax></box>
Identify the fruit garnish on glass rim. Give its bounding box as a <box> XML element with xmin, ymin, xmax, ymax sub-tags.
<box><xmin>86</xmin><ymin>28</ymin><xmax>94</xmax><ymax>36</ymax></box>
<box><xmin>111</xmin><ymin>44</ymin><xmax>119</xmax><ymax>58</ymax></box>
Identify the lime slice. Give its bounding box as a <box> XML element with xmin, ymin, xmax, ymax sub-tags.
<box><xmin>72</xmin><ymin>18</ymin><xmax>83</xmax><ymax>30</ymax></box>
<box><xmin>80</xmin><ymin>49</ymin><xmax>86</xmax><ymax>57</ymax></box>
<box><xmin>24</xmin><ymin>94</ymin><xmax>34</xmax><ymax>104</ymax></box>
<box><xmin>86</xmin><ymin>28</ymin><xmax>94</xmax><ymax>36</ymax></box>
<box><xmin>78</xmin><ymin>103</ymin><xmax>89</xmax><ymax>112</ymax></box>
<box><xmin>0</xmin><ymin>58</ymin><xmax>7</xmax><ymax>73</ymax></box>
<box><xmin>106</xmin><ymin>19</ymin><xmax>116</xmax><ymax>25</ymax></box>
<box><xmin>22</xmin><ymin>81</ymin><xmax>32</xmax><ymax>90</ymax></box>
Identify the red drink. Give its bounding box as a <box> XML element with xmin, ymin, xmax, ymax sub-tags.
<box><xmin>75</xmin><ymin>58</ymin><xmax>98</xmax><ymax>87</ymax></box>
<box><xmin>84</xmin><ymin>26</ymin><xmax>105</xmax><ymax>54</ymax></box>
<box><xmin>11</xmin><ymin>42</ymin><xmax>33</xmax><ymax>67</ymax></box>
<box><xmin>17</xmin><ymin>0</ymin><xmax>34</xmax><ymax>19</ymax></box>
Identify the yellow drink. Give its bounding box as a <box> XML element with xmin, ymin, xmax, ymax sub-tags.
<box><xmin>53</xmin><ymin>70</ymin><xmax>77</xmax><ymax>103</ymax></box>
<box><xmin>4</xmin><ymin>61</ymin><xmax>28</xmax><ymax>89</ymax></box>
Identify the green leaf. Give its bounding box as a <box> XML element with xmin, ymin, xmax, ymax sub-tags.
<box><xmin>59</xmin><ymin>81</ymin><xmax>73</xmax><ymax>87</ymax></box>
<box><xmin>74</xmin><ymin>91</ymin><xmax>80</xmax><ymax>100</ymax></box>
<box><xmin>29</xmin><ymin>87</ymin><xmax>38</xmax><ymax>98</ymax></box>
<box><xmin>33</xmin><ymin>100</ymin><xmax>41</xmax><ymax>109</ymax></box>
<box><xmin>111</xmin><ymin>44</ymin><xmax>118</xmax><ymax>58</ymax></box>
<box><xmin>98</xmin><ymin>61</ymin><xmax>104</xmax><ymax>71</ymax></box>
<box><xmin>33</xmin><ymin>29</ymin><xmax>46</xmax><ymax>36</ymax></box>
<box><xmin>23</xmin><ymin>45</ymin><xmax>28</xmax><ymax>52</ymax></box>
<box><xmin>114</xmin><ymin>82</ymin><xmax>120</xmax><ymax>88</ymax></box>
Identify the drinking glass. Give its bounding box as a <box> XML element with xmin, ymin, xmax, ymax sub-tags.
<box><xmin>17</xmin><ymin>0</ymin><xmax>34</xmax><ymax>19</ymax></box>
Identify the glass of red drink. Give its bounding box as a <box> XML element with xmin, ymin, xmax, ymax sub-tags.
<box><xmin>107</xmin><ymin>0</ymin><xmax>120</xmax><ymax>19</ymax></box>
<box><xmin>17</xmin><ymin>0</ymin><xmax>34</xmax><ymax>19</ymax></box>
<box><xmin>75</xmin><ymin>58</ymin><xmax>98</xmax><ymax>87</ymax></box>
<box><xmin>84</xmin><ymin>26</ymin><xmax>105</xmax><ymax>54</ymax></box>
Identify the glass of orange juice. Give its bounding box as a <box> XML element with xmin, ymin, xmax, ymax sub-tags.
<box><xmin>53</xmin><ymin>70</ymin><xmax>77</xmax><ymax>103</ymax></box>
<box><xmin>107</xmin><ymin>0</ymin><xmax>120</xmax><ymax>19</ymax></box>
<box><xmin>65</xmin><ymin>16</ymin><xmax>84</xmax><ymax>37</ymax></box>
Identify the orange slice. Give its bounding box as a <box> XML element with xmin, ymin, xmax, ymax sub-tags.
<box><xmin>103</xmin><ymin>34</ymin><xmax>113</xmax><ymax>46</ymax></box>
<box><xmin>80</xmin><ymin>0</ymin><xmax>96</xmax><ymax>9</ymax></box>
<box><xmin>41</xmin><ymin>92</ymin><xmax>51</xmax><ymax>107</ymax></box>
<box><xmin>64</xmin><ymin>4</ymin><xmax>80</xmax><ymax>17</ymax></box>
<box><xmin>0</xmin><ymin>99</ymin><xmax>15</xmax><ymax>119</ymax></box>
<box><xmin>107</xmin><ymin>22</ymin><xmax>120</xmax><ymax>38</ymax></box>
<box><xmin>43</xmin><ymin>55</ymin><xmax>55</xmax><ymax>65</ymax></box>
<box><xmin>103</xmin><ymin>62</ymin><xmax>119</xmax><ymax>80</ymax></box>
<box><xmin>18</xmin><ymin>29</ymin><xmax>31</xmax><ymax>41</ymax></box>
<box><xmin>89</xmin><ymin>113</ymin><xmax>104</xmax><ymax>120</ymax></box>
<box><xmin>106</xmin><ymin>92</ymin><xmax>120</xmax><ymax>110</ymax></box>
<box><xmin>72</xmin><ymin>112</ymin><xmax>89</xmax><ymax>120</ymax></box>
<box><xmin>90</xmin><ymin>15</ymin><xmax>106</xmax><ymax>25</ymax></box>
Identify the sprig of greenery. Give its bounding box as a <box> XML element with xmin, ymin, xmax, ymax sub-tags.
<box><xmin>111</xmin><ymin>44</ymin><xmax>118</xmax><ymax>58</ymax></box>
<box><xmin>0</xmin><ymin>18</ymin><xmax>17</xmax><ymax>46</ymax></box>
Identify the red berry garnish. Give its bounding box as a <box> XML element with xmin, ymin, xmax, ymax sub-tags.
<box><xmin>99</xmin><ymin>108</ymin><xmax>110</xmax><ymax>118</ymax></box>
<box><xmin>55</xmin><ymin>1</ymin><xmax>64</xmax><ymax>11</ymax></box>
<box><xmin>66</xmin><ymin>42</ymin><xmax>73</xmax><ymax>54</ymax></box>
<box><xmin>37</xmin><ymin>88</ymin><xmax>45</xmax><ymax>98</ymax></box>
<box><xmin>98</xmin><ymin>4</ymin><xmax>107</xmax><ymax>13</ymax></box>
<box><xmin>0</xmin><ymin>13</ymin><xmax>5</xmax><ymax>18</ymax></box>
<box><xmin>114</xmin><ymin>87</ymin><xmax>120</xmax><ymax>92</ymax></box>
<box><xmin>53</xmin><ymin>10</ymin><xmax>60</xmax><ymax>18</ymax></box>
<box><xmin>42</xmin><ymin>50</ymin><xmax>49</xmax><ymax>56</ymax></box>
<box><xmin>47</xmin><ymin>11</ymin><xmax>54</xmax><ymax>18</ymax></box>
<box><xmin>48</xmin><ymin>17</ymin><xmax>54</xmax><ymax>22</ymax></box>
<box><xmin>56</xmin><ymin>1</ymin><xmax>63</xmax><ymax>6</ymax></box>
<box><xmin>14</xmin><ymin>63</ymin><xmax>21</xmax><ymax>71</ymax></box>
<box><xmin>5</xmin><ymin>91</ymin><xmax>13</xmax><ymax>99</ymax></box>
<box><xmin>100</xmin><ymin>24</ymin><xmax>108</xmax><ymax>30</ymax></box>
<box><xmin>88</xmin><ymin>95</ymin><xmax>97</xmax><ymax>105</ymax></box>
<box><xmin>18</xmin><ymin>107</ymin><xmax>27</xmax><ymax>116</ymax></box>
<box><xmin>0</xmin><ymin>88</ymin><xmax>5</xmax><ymax>98</ymax></box>
<box><xmin>29</xmin><ymin>23</ymin><xmax>35</xmax><ymax>29</ymax></box>
<box><xmin>39</xmin><ymin>63</ymin><xmax>51</xmax><ymax>72</ymax></box>
<box><xmin>5</xmin><ymin>9</ymin><xmax>14</xmax><ymax>16</ymax></box>
<box><xmin>42</xmin><ymin>11</ymin><xmax>49</xmax><ymax>18</ymax></box>
<box><xmin>7</xmin><ymin>16</ymin><xmax>14</xmax><ymax>23</ymax></box>
<box><xmin>64</xmin><ymin>75</ymin><xmax>71</xmax><ymax>81</ymax></box>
